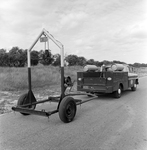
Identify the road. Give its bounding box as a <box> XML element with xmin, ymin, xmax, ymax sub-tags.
<box><xmin>0</xmin><ymin>77</ymin><xmax>147</xmax><ymax>150</ymax></box>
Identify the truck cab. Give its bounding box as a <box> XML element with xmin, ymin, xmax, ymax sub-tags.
<box><xmin>77</xmin><ymin>64</ymin><xmax>139</xmax><ymax>98</ymax></box>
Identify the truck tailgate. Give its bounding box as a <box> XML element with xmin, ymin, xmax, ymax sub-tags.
<box><xmin>84</xmin><ymin>77</ymin><xmax>106</xmax><ymax>85</ymax></box>
<box><xmin>77</xmin><ymin>72</ymin><xmax>108</xmax><ymax>92</ymax></box>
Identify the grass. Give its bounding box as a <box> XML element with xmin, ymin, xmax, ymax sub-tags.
<box><xmin>134</xmin><ymin>67</ymin><xmax>147</xmax><ymax>77</ymax></box>
<box><xmin>0</xmin><ymin>65</ymin><xmax>83</xmax><ymax>91</ymax></box>
<box><xmin>0</xmin><ymin>65</ymin><xmax>147</xmax><ymax>91</ymax></box>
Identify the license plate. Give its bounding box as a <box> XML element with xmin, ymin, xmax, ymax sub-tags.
<box><xmin>83</xmin><ymin>86</ymin><xmax>89</xmax><ymax>89</ymax></box>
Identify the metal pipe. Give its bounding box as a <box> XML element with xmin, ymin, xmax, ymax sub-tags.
<box><xmin>12</xmin><ymin>107</ymin><xmax>51</xmax><ymax>117</ymax></box>
<box><xmin>27</xmin><ymin>49</ymin><xmax>32</xmax><ymax>92</ymax></box>
<box><xmin>61</xmin><ymin>67</ymin><xmax>65</xmax><ymax>98</ymax></box>
<box><xmin>27</xmin><ymin>49</ymin><xmax>31</xmax><ymax>68</ymax></box>
<box><xmin>76</xmin><ymin>96</ymin><xmax>97</xmax><ymax>105</ymax></box>
<box><xmin>43</xmin><ymin>29</ymin><xmax>65</xmax><ymax>99</ymax></box>
<box><xmin>28</xmin><ymin>30</ymin><xmax>44</xmax><ymax>52</ymax></box>
<box><xmin>60</xmin><ymin>45</ymin><xmax>65</xmax><ymax>98</ymax></box>
<box><xmin>43</xmin><ymin>29</ymin><xmax>63</xmax><ymax>49</ymax></box>
<box><xmin>60</xmin><ymin>45</ymin><xmax>64</xmax><ymax>68</ymax></box>
<box><xmin>28</xmin><ymin>68</ymin><xmax>32</xmax><ymax>92</ymax></box>
<box><xmin>47</xmin><ymin>110</ymin><xmax>58</xmax><ymax>115</ymax></box>
<box><xmin>16</xmin><ymin>97</ymin><xmax>60</xmax><ymax>107</ymax></box>
<box><xmin>42</xmin><ymin>29</ymin><xmax>65</xmax><ymax>98</ymax></box>
<box><xmin>47</xmin><ymin>38</ymin><xmax>49</xmax><ymax>50</ymax></box>
<box><xmin>27</xmin><ymin>30</ymin><xmax>44</xmax><ymax>93</ymax></box>
<box><xmin>17</xmin><ymin>99</ymin><xmax>51</xmax><ymax>107</ymax></box>
<box><xmin>45</xmin><ymin>41</ymin><xmax>46</xmax><ymax>50</ymax></box>
<box><xmin>66</xmin><ymin>93</ymin><xmax>96</xmax><ymax>96</ymax></box>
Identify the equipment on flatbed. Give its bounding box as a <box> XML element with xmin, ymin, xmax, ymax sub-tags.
<box><xmin>84</xmin><ymin>65</ymin><xmax>100</xmax><ymax>72</ymax></box>
<box><xmin>77</xmin><ymin>64</ymin><xmax>139</xmax><ymax>98</ymax></box>
<box><xmin>12</xmin><ymin>29</ymin><xmax>97</xmax><ymax>123</ymax></box>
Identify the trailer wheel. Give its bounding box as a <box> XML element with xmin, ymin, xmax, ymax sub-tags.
<box><xmin>59</xmin><ymin>97</ymin><xmax>77</xmax><ymax>123</ymax></box>
<box><xmin>131</xmin><ymin>84</ymin><xmax>137</xmax><ymax>91</ymax></box>
<box><xmin>17</xmin><ymin>93</ymin><xmax>36</xmax><ymax>115</ymax></box>
<box><xmin>113</xmin><ymin>86</ymin><xmax>122</xmax><ymax>98</ymax></box>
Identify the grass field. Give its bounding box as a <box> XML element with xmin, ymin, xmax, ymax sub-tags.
<box><xmin>0</xmin><ymin>65</ymin><xmax>147</xmax><ymax>91</ymax></box>
<box><xmin>134</xmin><ymin>67</ymin><xmax>147</xmax><ymax>77</ymax></box>
<box><xmin>0</xmin><ymin>65</ymin><xmax>83</xmax><ymax>91</ymax></box>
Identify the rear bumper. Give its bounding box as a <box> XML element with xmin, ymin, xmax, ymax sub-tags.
<box><xmin>77</xmin><ymin>85</ymin><xmax>113</xmax><ymax>93</ymax></box>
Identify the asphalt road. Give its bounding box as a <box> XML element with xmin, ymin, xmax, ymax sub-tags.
<box><xmin>0</xmin><ymin>77</ymin><xmax>147</xmax><ymax>150</ymax></box>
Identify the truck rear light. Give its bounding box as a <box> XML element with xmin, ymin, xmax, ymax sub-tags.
<box><xmin>78</xmin><ymin>78</ymin><xmax>82</xmax><ymax>81</ymax></box>
<box><xmin>107</xmin><ymin>77</ymin><xmax>112</xmax><ymax>81</ymax></box>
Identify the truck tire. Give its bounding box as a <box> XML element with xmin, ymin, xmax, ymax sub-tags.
<box><xmin>113</xmin><ymin>86</ymin><xmax>122</xmax><ymax>98</ymax></box>
<box><xmin>17</xmin><ymin>93</ymin><xmax>36</xmax><ymax>115</ymax></box>
<box><xmin>59</xmin><ymin>97</ymin><xmax>77</xmax><ymax>123</ymax></box>
<box><xmin>131</xmin><ymin>84</ymin><xmax>137</xmax><ymax>91</ymax></box>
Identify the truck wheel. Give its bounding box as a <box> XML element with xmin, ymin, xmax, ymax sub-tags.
<box><xmin>131</xmin><ymin>84</ymin><xmax>137</xmax><ymax>91</ymax></box>
<box><xmin>114</xmin><ymin>86</ymin><xmax>122</xmax><ymax>98</ymax></box>
<box><xmin>59</xmin><ymin>97</ymin><xmax>77</xmax><ymax>123</ymax></box>
<box><xmin>17</xmin><ymin>93</ymin><xmax>36</xmax><ymax>115</ymax></box>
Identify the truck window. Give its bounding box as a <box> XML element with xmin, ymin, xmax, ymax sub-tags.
<box><xmin>123</xmin><ymin>66</ymin><xmax>129</xmax><ymax>72</ymax></box>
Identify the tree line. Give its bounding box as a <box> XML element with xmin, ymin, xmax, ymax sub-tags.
<box><xmin>0</xmin><ymin>47</ymin><xmax>146</xmax><ymax>67</ymax></box>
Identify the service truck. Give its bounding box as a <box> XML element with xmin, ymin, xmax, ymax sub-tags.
<box><xmin>77</xmin><ymin>64</ymin><xmax>139</xmax><ymax>98</ymax></box>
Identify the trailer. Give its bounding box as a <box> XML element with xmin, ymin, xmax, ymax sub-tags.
<box><xmin>12</xmin><ymin>29</ymin><xmax>97</xmax><ymax>123</ymax></box>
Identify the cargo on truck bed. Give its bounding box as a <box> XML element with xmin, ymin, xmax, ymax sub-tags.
<box><xmin>77</xmin><ymin>64</ymin><xmax>139</xmax><ymax>98</ymax></box>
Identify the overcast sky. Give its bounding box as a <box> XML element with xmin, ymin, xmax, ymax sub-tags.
<box><xmin>0</xmin><ymin>0</ymin><xmax>147</xmax><ymax>64</ymax></box>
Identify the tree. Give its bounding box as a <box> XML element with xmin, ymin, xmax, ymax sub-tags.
<box><xmin>18</xmin><ymin>49</ymin><xmax>27</xmax><ymax>67</ymax></box>
<box><xmin>7</xmin><ymin>47</ymin><xmax>27</xmax><ymax>67</ymax></box>
<box><xmin>52</xmin><ymin>54</ymin><xmax>61</xmax><ymax>66</ymax></box>
<box><xmin>77</xmin><ymin>56</ymin><xmax>86</xmax><ymax>66</ymax></box>
<box><xmin>31</xmin><ymin>50</ymin><xmax>39</xmax><ymax>66</ymax></box>
<box><xmin>8</xmin><ymin>47</ymin><xmax>27</xmax><ymax>67</ymax></box>
<box><xmin>40</xmin><ymin>50</ymin><xmax>53</xmax><ymax>65</ymax></box>
<box><xmin>113</xmin><ymin>60</ymin><xmax>125</xmax><ymax>64</ymax></box>
<box><xmin>65</xmin><ymin>55</ymin><xmax>79</xmax><ymax>66</ymax></box>
<box><xmin>95</xmin><ymin>61</ymin><xmax>103</xmax><ymax>67</ymax></box>
<box><xmin>86</xmin><ymin>59</ymin><xmax>95</xmax><ymax>65</ymax></box>
<box><xmin>0</xmin><ymin>49</ymin><xmax>8</xmax><ymax>66</ymax></box>
<box><xmin>102</xmin><ymin>60</ymin><xmax>113</xmax><ymax>65</ymax></box>
<box><xmin>8</xmin><ymin>47</ymin><xmax>20</xmax><ymax>67</ymax></box>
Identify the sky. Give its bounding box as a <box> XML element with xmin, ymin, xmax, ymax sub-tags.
<box><xmin>0</xmin><ymin>0</ymin><xmax>147</xmax><ymax>64</ymax></box>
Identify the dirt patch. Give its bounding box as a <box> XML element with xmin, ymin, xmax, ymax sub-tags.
<box><xmin>0</xmin><ymin>84</ymin><xmax>77</xmax><ymax>115</ymax></box>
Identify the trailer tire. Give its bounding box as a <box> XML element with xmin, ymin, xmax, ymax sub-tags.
<box><xmin>131</xmin><ymin>84</ymin><xmax>137</xmax><ymax>91</ymax></box>
<box><xmin>17</xmin><ymin>93</ymin><xmax>36</xmax><ymax>115</ymax></box>
<box><xmin>113</xmin><ymin>86</ymin><xmax>122</xmax><ymax>98</ymax></box>
<box><xmin>59</xmin><ymin>97</ymin><xmax>77</xmax><ymax>123</ymax></box>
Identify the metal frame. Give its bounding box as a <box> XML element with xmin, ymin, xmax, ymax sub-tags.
<box><xmin>12</xmin><ymin>29</ymin><xmax>97</xmax><ymax>119</ymax></box>
<box><xmin>26</xmin><ymin>28</ymin><xmax>65</xmax><ymax>98</ymax></box>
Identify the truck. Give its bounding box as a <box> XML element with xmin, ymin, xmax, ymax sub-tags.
<box><xmin>77</xmin><ymin>64</ymin><xmax>139</xmax><ymax>98</ymax></box>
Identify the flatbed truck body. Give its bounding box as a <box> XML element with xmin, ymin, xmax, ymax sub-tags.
<box><xmin>77</xmin><ymin>64</ymin><xmax>139</xmax><ymax>98</ymax></box>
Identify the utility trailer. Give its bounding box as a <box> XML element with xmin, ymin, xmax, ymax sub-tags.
<box><xmin>12</xmin><ymin>29</ymin><xmax>97</xmax><ymax>123</ymax></box>
<box><xmin>77</xmin><ymin>64</ymin><xmax>139</xmax><ymax>98</ymax></box>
